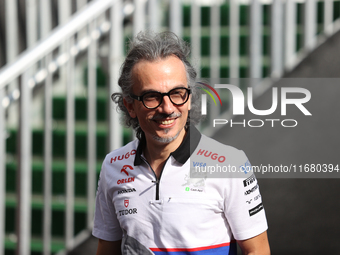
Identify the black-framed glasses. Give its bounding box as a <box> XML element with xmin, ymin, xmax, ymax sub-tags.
<box><xmin>130</xmin><ymin>87</ymin><xmax>191</xmax><ymax>109</ymax></box>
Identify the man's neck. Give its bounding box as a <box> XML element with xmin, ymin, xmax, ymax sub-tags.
<box><xmin>143</xmin><ymin>129</ymin><xmax>187</xmax><ymax>178</ymax></box>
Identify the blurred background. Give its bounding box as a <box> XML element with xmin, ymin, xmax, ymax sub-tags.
<box><xmin>0</xmin><ymin>0</ymin><xmax>340</xmax><ymax>254</ymax></box>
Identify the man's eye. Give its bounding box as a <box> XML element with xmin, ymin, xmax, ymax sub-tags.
<box><xmin>171</xmin><ymin>89</ymin><xmax>185</xmax><ymax>96</ymax></box>
<box><xmin>144</xmin><ymin>93</ymin><xmax>160</xmax><ymax>100</ymax></box>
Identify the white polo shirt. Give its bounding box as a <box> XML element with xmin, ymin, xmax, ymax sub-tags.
<box><xmin>93</xmin><ymin>126</ymin><xmax>268</xmax><ymax>254</ymax></box>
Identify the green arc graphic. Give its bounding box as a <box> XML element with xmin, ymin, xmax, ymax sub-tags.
<box><xmin>199</xmin><ymin>87</ymin><xmax>217</xmax><ymax>106</ymax></box>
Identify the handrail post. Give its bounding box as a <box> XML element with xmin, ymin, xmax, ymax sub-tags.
<box><xmin>285</xmin><ymin>0</ymin><xmax>296</xmax><ymax>70</ymax></box>
<box><xmin>5</xmin><ymin>0</ymin><xmax>19</xmax><ymax>65</ymax></box>
<box><xmin>210</xmin><ymin>3</ymin><xmax>221</xmax><ymax>119</ymax></box>
<box><xmin>148</xmin><ymin>0</ymin><xmax>160</xmax><ymax>32</ymax></box>
<box><xmin>43</xmin><ymin>54</ymin><xmax>53</xmax><ymax>255</ymax></box>
<box><xmin>16</xmin><ymin>72</ymin><xmax>32</xmax><ymax>255</ymax></box>
<box><xmin>39</xmin><ymin>0</ymin><xmax>52</xmax><ymax>39</ymax></box>
<box><xmin>271</xmin><ymin>0</ymin><xmax>283</xmax><ymax>78</ymax></box>
<box><xmin>65</xmin><ymin>37</ymin><xmax>75</xmax><ymax>251</ymax></box>
<box><xmin>324</xmin><ymin>0</ymin><xmax>334</xmax><ymax>35</ymax></box>
<box><xmin>110</xmin><ymin>1</ymin><xmax>123</xmax><ymax>151</ymax></box>
<box><xmin>26</xmin><ymin>0</ymin><xmax>38</xmax><ymax>47</ymax></box>
<box><xmin>250</xmin><ymin>0</ymin><xmax>262</xmax><ymax>90</ymax></box>
<box><xmin>0</xmin><ymin>88</ymin><xmax>5</xmax><ymax>255</ymax></box>
<box><xmin>230</xmin><ymin>0</ymin><xmax>240</xmax><ymax>80</ymax></box>
<box><xmin>190</xmin><ymin>0</ymin><xmax>201</xmax><ymax>78</ymax></box>
<box><xmin>170</xmin><ymin>0</ymin><xmax>183</xmax><ymax>38</ymax></box>
<box><xmin>304</xmin><ymin>0</ymin><xmax>317</xmax><ymax>51</ymax></box>
<box><xmin>87</xmin><ymin>20</ymin><xmax>97</xmax><ymax>229</ymax></box>
<box><xmin>133</xmin><ymin>0</ymin><xmax>146</xmax><ymax>36</ymax></box>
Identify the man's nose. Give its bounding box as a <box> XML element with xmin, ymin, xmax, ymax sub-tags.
<box><xmin>158</xmin><ymin>95</ymin><xmax>174</xmax><ymax>113</ymax></box>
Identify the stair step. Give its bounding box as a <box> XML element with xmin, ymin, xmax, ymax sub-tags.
<box><xmin>5</xmin><ymin>193</ymin><xmax>88</xmax><ymax>211</ymax></box>
<box><xmin>6</xmin><ymin>156</ymin><xmax>100</xmax><ymax>196</ymax></box>
<box><xmin>83</xmin><ymin>65</ymin><xmax>107</xmax><ymax>88</ymax></box>
<box><xmin>5</xmin><ymin>235</ymin><xmax>65</xmax><ymax>253</ymax></box>
<box><xmin>183</xmin><ymin>2</ymin><xmax>328</xmax><ymax>28</ymax></box>
<box><xmin>52</xmin><ymin>93</ymin><xmax>108</xmax><ymax>121</ymax></box>
<box><xmin>5</xmin><ymin>193</ymin><xmax>88</xmax><ymax>237</ymax></box>
<box><xmin>182</xmin><ymin>3</ymin><xmax>253</xmax><ymax>27</ymax></box>
<box><xmin>6</xmin><ymin>122</ymin><xmax>133</xmax><ymax>159</ymax></box>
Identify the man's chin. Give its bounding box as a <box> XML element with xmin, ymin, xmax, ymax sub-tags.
<box><xmin>152</xmin><ymin>130</ymin><xmax>181</xmax><ymax>144</ymax></box>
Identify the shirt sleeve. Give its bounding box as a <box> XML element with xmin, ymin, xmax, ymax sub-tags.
<box><xmin>92</xmin><ymin>158</ymin><xmax>123</xmax><ymax>241</ymax></box>
<box><xmin>223</xmin><ymin>153</ymin><xmax>268</xmax><ymax>241</ymax></box>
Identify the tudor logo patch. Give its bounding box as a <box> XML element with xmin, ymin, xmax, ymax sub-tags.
<box><xmin>124</xmin><ymin>199</ymin><xmax>129</xmax><ymax>208</ymax></box>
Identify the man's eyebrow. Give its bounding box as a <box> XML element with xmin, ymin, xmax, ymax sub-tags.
<box><xmin>139</xmin><ymin>85</ymin><xmax>188</xmax><ymax>94</ymax></box>
<box><xmin>140</xmin><ymin>89</ymin><xmax>159</xmax><ymax>93</ymax></box>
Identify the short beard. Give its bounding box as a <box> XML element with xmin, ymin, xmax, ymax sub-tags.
<box><xmin>152</xmin><ymin>129</ymin><xmax>182</xmax><ymax>143</ymax></box>
<box><xmin>150</xmin><ymin>112</ymin><xmax>183</xmax><ymax>143</ymax></box>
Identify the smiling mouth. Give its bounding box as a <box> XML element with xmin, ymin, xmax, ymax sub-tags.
<box><xmin>156</xmin><ymin>119</ymin><xmax>175</xmax><ymax>125</ymax></box>
<box><xmin>151</xmin><ymin>112</ymin><xmax>182</xmax><ymax>125</ymax></box>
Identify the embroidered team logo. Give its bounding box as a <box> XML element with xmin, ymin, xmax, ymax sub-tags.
<box><xmin>124</xmin><ymin>199</ymin><xmax>129</xmax><ymax>208</ymax></box>
<box><xmin>182</xmin><ymin>174</ymin><xmax>206</xmax><ymax>187</ymax></box>
<box><xmin>121</xmin><ymin>165</ymin><xmax>133</xmax><ymax>176</ymax></box>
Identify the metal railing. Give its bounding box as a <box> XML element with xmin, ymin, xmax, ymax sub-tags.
<box><xmin>0</xmin><ymin>1</ymin><xmax>123</xmax><ymax>254</ymax></box>
<box><xmin>1</xmin><ymin>0</ymin><xmax>340</xmax><ymax>255</ymax></box>
<box><xmin>0</xmin><ymin>0</ymin><xmax>93</xmax><ymax>68</ymax></box>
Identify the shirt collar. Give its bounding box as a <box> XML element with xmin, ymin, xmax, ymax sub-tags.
<box><xmin>134</xmin><ymin>125</ymin><xmax>202</xmax><ymax>166</ymax></box>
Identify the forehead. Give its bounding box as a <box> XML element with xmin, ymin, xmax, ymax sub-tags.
<box><xmin>131</xmin><ymin>56</ymin><xmax>187</xmax><ymax>93</ymax></box>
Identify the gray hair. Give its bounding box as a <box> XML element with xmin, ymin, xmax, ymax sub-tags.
<box><xmin>111</xmin><ymin>31</ymin><xmax>202</xmax><ymax>140</ymax></box>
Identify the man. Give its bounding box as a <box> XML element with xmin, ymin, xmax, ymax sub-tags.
<box><xmin>93</xmin><ymin>31</ymin><xmax>270</xmax><ymax>255</ymax></box>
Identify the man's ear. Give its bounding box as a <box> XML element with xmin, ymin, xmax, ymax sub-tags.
<box><xmin>123</xmin><ymin>98</ymin><xmax>137</xmax><ymax>118</ymax></box>
<box><xmin>188</xmin><ymin>94</ymin><xmax>191</xmax><ymax>111</ymax></box>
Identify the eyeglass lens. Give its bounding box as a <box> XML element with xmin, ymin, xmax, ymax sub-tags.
<box><xmin>143</xmin><ymin>88</ymin><xmax>189</xmax><ymax>108</ymax></box>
